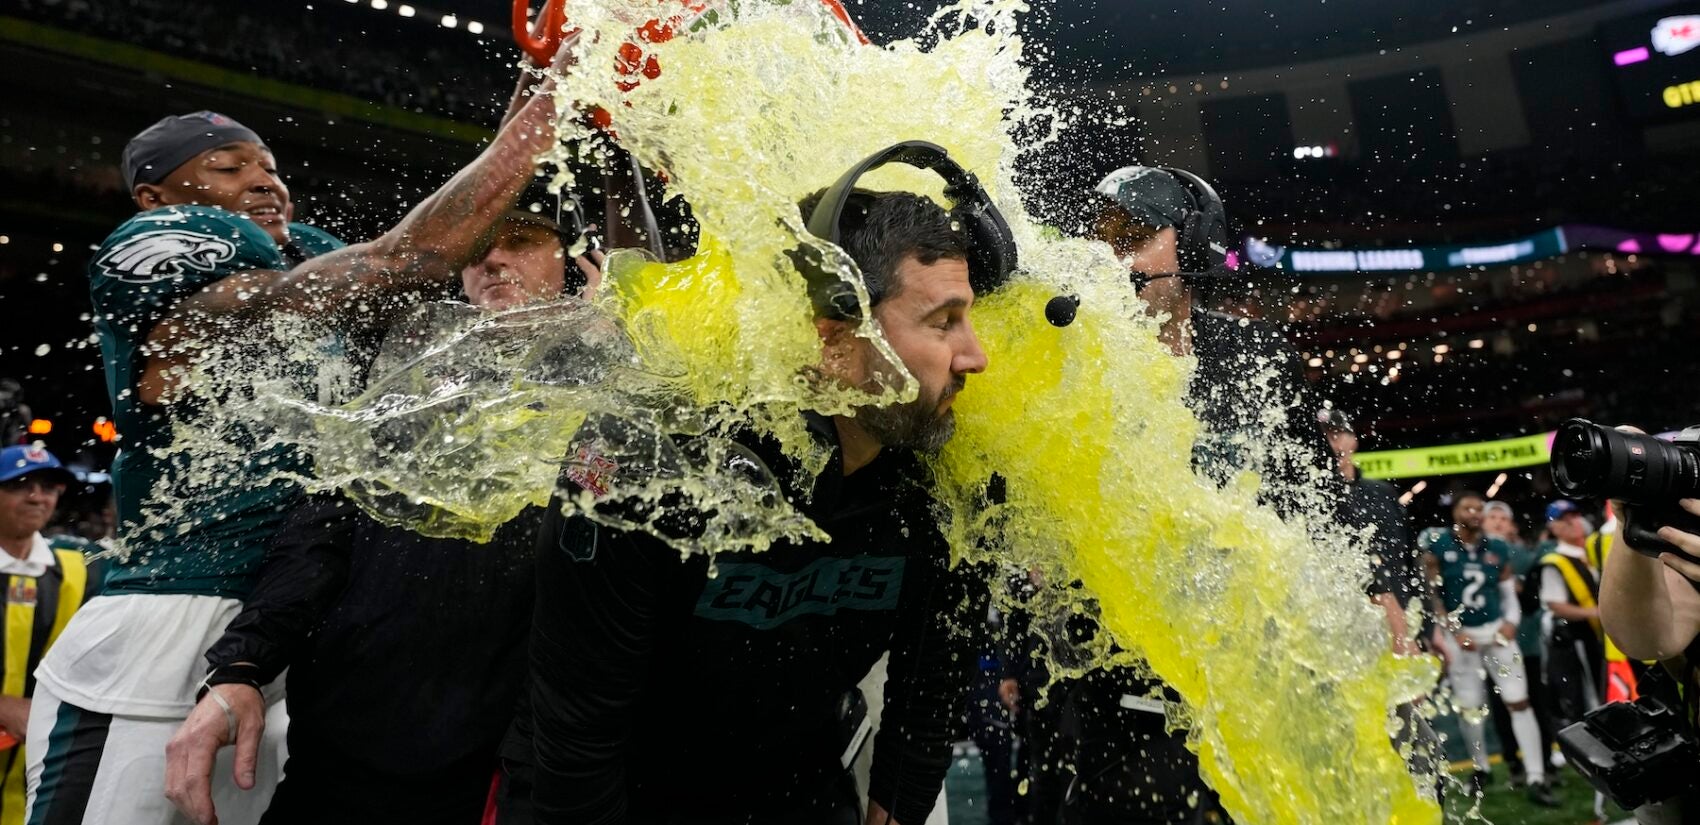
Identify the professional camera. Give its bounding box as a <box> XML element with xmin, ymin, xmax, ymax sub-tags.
<box><xmin>1557</xmin><ymin>686</ymin><xmax>1700</xmax><ymax>810</ymax></box>
<box><xmin>1550</xmin><ymin>418</ymin><xmax>1700</xmax><ymax>561</ymax></box>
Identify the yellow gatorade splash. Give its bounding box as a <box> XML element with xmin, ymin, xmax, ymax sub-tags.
<box><xmin>929</xmin><ymin>278</ymin><xmax>1441</xmax><ymax>822</ymax></box>
<box><xmin>542</xmin><ymin>1</ymin><xmax>1443</xmax><ymax>819</ymax></box>
<box><xmin>161</xmin><ymin>0</ymin><xmax>1445</xmax><ymax>819</ymax></box>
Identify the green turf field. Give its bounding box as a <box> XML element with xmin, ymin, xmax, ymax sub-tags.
<box><xmin>943</xmin><ymin>746</ymin><xmax>1624</xmax><ymax>824</ymax></box>
<box><xmin>1442</xmin><ymin>761</ymin><xmax>1624</xmax><ymax>825</ymax></box>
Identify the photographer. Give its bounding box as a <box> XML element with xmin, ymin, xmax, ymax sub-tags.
<box><xmin>1549</xmin><ymin>420</ymin><xmax>1700</xmax><ymax>823</ymax></box>
<box><xmin>1593</xmin><ymin>500</ymin><xmax>1700</xmax><ymax>824</ymax></box>
<box><xmin>1600</xmin><ymin>497</ymin><xmax>1700</xmax><ymax>662</ymax></box>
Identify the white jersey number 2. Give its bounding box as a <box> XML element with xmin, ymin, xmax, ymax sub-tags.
<box><xmin>1460</xmin><ymin>568</ymin><xmax>1489</xmax><ymax>611</ymax></box>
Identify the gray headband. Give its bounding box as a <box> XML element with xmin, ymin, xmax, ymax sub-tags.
<box><xmin>122</xmin><ymin>111</ymin><xmax>265</xmax><ymax>190</ymax></box>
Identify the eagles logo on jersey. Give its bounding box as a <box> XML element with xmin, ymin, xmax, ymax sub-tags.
<box><xmin>95</xmin><ymin>230</ymin><xmax>238</xmax><ymax>283</ymax></box>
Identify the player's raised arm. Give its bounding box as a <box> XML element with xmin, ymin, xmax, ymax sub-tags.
<box><xmin>151</xmin><ymin>88</ymin><xmax>560</xmax><ymax>338</ymax></box>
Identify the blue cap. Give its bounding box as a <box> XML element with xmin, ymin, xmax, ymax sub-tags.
<box><xmin>1546</xmin><ymin>499</ymin><xmax>1581</xmax><ymax>522</ymax></box>
<box><xmin>0</xmin><ymin>445</ymin><xmax>75</xmax><ymax>486</ymax></box>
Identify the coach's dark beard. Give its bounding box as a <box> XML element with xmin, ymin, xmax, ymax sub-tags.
<box><xmin>853</xmin><ymin>376</ymin><xmax>965</xmax><ymax>454</ymax></box>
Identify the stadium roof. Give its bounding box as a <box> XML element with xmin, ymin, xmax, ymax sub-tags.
<box><xmin>344</xmin><ymin>0</ymin><xmax>1661</xmax><ymax>81</ymax></box>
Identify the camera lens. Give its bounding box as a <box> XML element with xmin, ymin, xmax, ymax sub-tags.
<box><xmin>1552</xmin><ymin>420</ymin><xmax>1607</xmax><ymax>497</ymax></box>
<box><xmin>1550</xmin><ymin>418</ymin><xmax>1700</xmax><ymax>504</ymax></box>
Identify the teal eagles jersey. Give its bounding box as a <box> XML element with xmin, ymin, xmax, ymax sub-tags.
<box><xmin>89</xmin><ymin>205</ymin><xmax>344</xmax><ymax>598</ymax></box>
<box><xmin>1428</xmin><ymin>531</ymin><xmax>1512</xmax><ymax>628</ymax></box>
<box><xmin>287</xmin><ymin>222</ymin><xmax>345</xmax><ymax>260</ymax></box>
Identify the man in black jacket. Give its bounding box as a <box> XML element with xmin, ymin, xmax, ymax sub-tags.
<box><xmin>1059</xmin><ymin>166</ymin><xmax>1336</xmax><ymax>825</ymax></box>
<box><xmin>526</xmin><ymin>188</ymin><xmax>993</xmax><ymax>825</ymax></box>
<box><xmin>161</xmin><ymin>193</ymin><xmax>604</xmax><ymax>825</ymax></box>
<box><xmin>1320</xmin><ymin>408</ymin><xmax>1443</xmax><ymax>792</ymax></box>
<box><xmin>1319</xmin><ymin>408</ymin><xmax>1421</xmax><ymax>652</ymax></box>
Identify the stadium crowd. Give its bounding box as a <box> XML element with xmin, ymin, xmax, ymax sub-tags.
<box><xmin>10</xmin><ymin>0</ymin><xmax>510</xmax><ymax>122</ymax></box>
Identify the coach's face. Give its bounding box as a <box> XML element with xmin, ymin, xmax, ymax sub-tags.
<box><xmin>820</xmin><ymin>254</ymin><xmax>989</xmax><ymax>453</ymax></box>
<box><xmin>133</xmin><ymin>141</ymin><xmax>293</xmax><ymax>244</ymax></box>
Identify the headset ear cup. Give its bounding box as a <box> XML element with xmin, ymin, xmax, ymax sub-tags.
<box><xmin>1160</xmin><ymin>166</ymin><xmax>1228</xmax><ymax>274</ymax></box>
<box><xmin>1177</xmin><ymin>213</ymin><xmax>1199</xmax><ymax>273</ymax></box>
<box><xmin>953</xmin><ymin>202</ymin><xmax>1018</xmax><ymax>293</ymax></box>
<box><xmin>957</xmin><ymin>210</ymin><xmax>995</xmax><ymax>291</ymax></box>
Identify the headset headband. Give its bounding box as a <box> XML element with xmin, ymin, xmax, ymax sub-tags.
<box><xmin>799</xmin><ymin>140</ymin><xmax>1017</xmax><ymax>320</ymax></box>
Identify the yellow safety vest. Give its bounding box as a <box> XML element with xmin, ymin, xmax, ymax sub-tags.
<box><xmin>0</xmin><ymin>542</ymin><xmax>93</xmax><ymax>825</ymax></box>
<box><xmin>1584</xmin><ymin>532</ymin><xmax>1632</xmax><ymax>665</ymax></box>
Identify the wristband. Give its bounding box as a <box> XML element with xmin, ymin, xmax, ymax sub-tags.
<box><xmin>196</xmin><ymin>663</ymin><xmax>264</xmax><ymax>702</ymax></box>
<box><xmin>206</xmin><ymin>687</ymin><xmax>238</xmax><ymax>744</ymax></box>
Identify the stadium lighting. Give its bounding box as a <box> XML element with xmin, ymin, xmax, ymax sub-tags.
<box><xmin>370</xmin><ymin>0</ymin><xmax>387</xmax><ymax>9</ymax></box>
<box><xmin>467</xmin><ymin>20</ymin><xmax>484</xmax><ymax>34</ymax></box>
<box><xmin>441</xmin><ymin>13</ymin><xmax>458</xmax><ymax>28</ymax></box>
<box><xmin>398</xmin><ymin>4</ymin><xmax>415</xmax><ymax>16</ymax></box>
<box><xmin>1614</xmin><ymin>47</ymin><xmax>1650</xmax><ymax>66</ymax></box>
<box><xmin>1485</xmin><ymin>472</ymin><xmax>1509</xmax><ymax>499</ymax></box>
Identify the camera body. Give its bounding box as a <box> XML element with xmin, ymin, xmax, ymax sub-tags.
<box><xmin>1622</xmin><ymin>500</ymin><xmax>1700</xmax><ymax>563</ymax></box>
<box><xmin>1550</xmin><ymin>419</ymin><xmax>1700</xmax><ymax>561</ymax></box>
<box><xmin>1558</xmin><ymin>691</ymin><xmax>1700</xmax><ymax>810</ymax></box>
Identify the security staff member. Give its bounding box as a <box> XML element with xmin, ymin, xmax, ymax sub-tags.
<box><xmin>1537</xmin><ymin>501</ymin><xmax>1605</xmax><ymax>728</ymax></box>
<box><xmin>0</xmin><ymin>445</ymin><xmax>100</xmax><ymax>825</ymax></box>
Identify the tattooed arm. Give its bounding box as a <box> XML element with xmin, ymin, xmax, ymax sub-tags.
<box><xmin>137</xmin><ymin>89</ymin><xmax>559</xmax><ymax>405</ymax></box>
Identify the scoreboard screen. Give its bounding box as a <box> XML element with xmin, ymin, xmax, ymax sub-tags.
<box><xmin>1601</xmin><ymin>4</ymin><xmax>1700</xmax><ymax>122</ymax></box>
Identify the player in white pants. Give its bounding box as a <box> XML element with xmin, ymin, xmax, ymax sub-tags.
<box><xmin>1422</xmin><ymin>492</ymin><xmax>1558</xmax><ymax>807</ymax></box>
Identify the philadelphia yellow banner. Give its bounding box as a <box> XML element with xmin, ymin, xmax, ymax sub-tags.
<box><xmin>1355</xmin><ymin>431</ymin><xmax>1555</xmax><ymax>480</ymax></box>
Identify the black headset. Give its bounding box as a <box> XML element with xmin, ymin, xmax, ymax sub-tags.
<box><xmin>792</xmin><ymin>140</ymin><xmax>1018</xmax><ymax>321</ymax></box>
<box><xmin>1159</xmin><ymin>166</ymin><xmax>1229</xmax><ymax>276</ymax></box>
